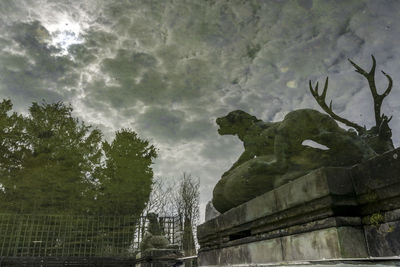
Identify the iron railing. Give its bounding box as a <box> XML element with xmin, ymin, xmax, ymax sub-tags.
<box><xmin>0</xmin><ymin>214</ymin><xmax>181</xmax><ymax>257</ymax></box>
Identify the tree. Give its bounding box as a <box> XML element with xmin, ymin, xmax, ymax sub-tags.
<box><xmin>175</xmin><ymin>173</ymin><xmax>199</xmax><ymax>256</ymax></box>
<box><xmin>142</xmin><ymin>176</ymin><xmax>176</xmax><ymax>218</ymax></box>
<box><xmin>98</xmin><ymin>128</ymin><xmax>157</xmax><ymax>216</ymax></box>
<box><xmin>142</xmin><ymin>173</ymin><xmax>200</xmax><ymax>254</ymax></box>
<box><xmin>0</xmin><ymin>100</ymin><xmax>158</xmax><ymax>217</ymax></box>
<box><xmin>0</xmin><ymin>99</ymin><xmax>28</xmax><ymax>210</ymax></box>
<box><xmin>1</xmin><ymin>101</ymin><xmax>103</xmax><ymax>213</ymax></box>
<box><xmin>0</xmin><ymin>99</ymin><xmax>159</xmax><ymax>254</ymax></box>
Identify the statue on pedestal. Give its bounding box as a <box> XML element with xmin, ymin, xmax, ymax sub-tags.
<box><xmin>213</xmin><ymin>56</ymin><xmax>394</xmax><ymax>213</ymax></box>
<box><xmin>140</xmin><ymin>213</ymin><xmax>169</xmax><ymax>251</ymax></box>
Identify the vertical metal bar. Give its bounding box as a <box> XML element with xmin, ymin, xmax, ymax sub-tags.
<box><xmin>43</xmin><ymin>215</ymin><xmax>52</xmax><ymax>256</ymax></box>
<box><xmin>32</xmin><ymin>214</ymin><xmax>41</xmax><ymax>257</ymax></box>
<box><xmin>72</xmin><ymin>214</ymin><xmax>77</xmax><ymax>256</ymax></box>
<box><xmin>0</xmin><ymin>214</ymin><xmax>11</xmax><ymax>256</ymax></box>
<box><xmin>121</xmin><ymin>216</ymin><xmax>126</xmax><ymax>255</ymax></box>
<box><xmin>47</xmin><ymin>215</ymin><xmax>55</xmax><ymax>257</ymax></box>
<box><xmin>171</xmin><ymin>217</ymin><xmax>174</xmax><ymax>244</ymax></box>
<box><xmin>70</xmin><ymin>215</ymin><xmax>76</xmax><ymax>257</ymax></box>
<box><xmin>134</xmin><ymin>217</ymin><xmax>139</xmax><ymax>251</ymax></box>
<box><xmin>0</xmin><ymin>214</ymin><xmax>10</xmax><ymax>256</ymax></box>
<box><xmin>89</xmin><ymin>215</ymin><xmax>94</xmax><ymax>256</ymax></box>
<box><xmin>60</xmin><ymin>215</ymin><xmax>67</xmax><ymax>257</ymax></box>
<box><xmin>118</xmin><ymin>216</ymin><xmax>122</xmax><ymax>255</ymax></box>
<box><xmin>12</xmin><ymin>214</ymin><xmax>24</xmax><ymax>256</ymax></box>
<box><xmin>83</xmin><ymin>215</ymin><xmax>89</xmax><ymax>256</ymax></box>
<box><xmin>76</xmin><ymin>215</ymin><xmax>81</xmax><ymax>257</ymax></box>
<box><xmin>32</xmin><ymin>215</ymin><xmax>46</xmax><ymax>256</ymax></box>
<box><xmin>22</xmin><ymin>214</ymin><xmax>30</xmax><ymax>257</ymax></box>
<box><xmin>34</xmin><ymin>215</ymin><xmax>43</xmax><ymax>256</ymax></box>
<box><xmin>111</xmin><ymin>215</ymin><xmax>116</xmax><ymax>256</ymax></box>
<box><xmin>101</xmin><ymin>216</ymin><xmax>108</xmax><ymax>256</ymax></box>
<box><xmin>78</xmin><ymin>215</ymin><xmax>84</xmax><ymax>257</ymax></box>
<box><xmin>5</xmin><ymin>214</ymin><xmax>15</xmax><ymax>256</ymax></box>
<box><xmin>50</xmin><ymin>214</ymin><xmax>58</xmax><ymax>257</ymax></box>
<box><xmin>107</xmin><ymin>215</ymin><xmax>112</xmax><ymax>256</ymax></box>
<box><xmin>61</xmin><ymin>215</ymin><xmax>68</xmax><ymax>257</ymax></box>
<box><xmin>56</xmin><ymin>215</ymin><xmax>62</xmax><ymax>257</ymax></box>
<box><xmin>25</xmin><ymin>214</ymin><xmax>33</xmax><ymax>257</ymax></box>
<box><xmin>95</xmin><ymin>215</ymin><xmax>100</xmax><ymax>256</ymax></box>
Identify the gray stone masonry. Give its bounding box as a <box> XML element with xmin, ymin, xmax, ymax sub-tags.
<box><xmin>198</xmin><ymin>148</ymin><xmax>400</xmax><ymax>266</ymax></box>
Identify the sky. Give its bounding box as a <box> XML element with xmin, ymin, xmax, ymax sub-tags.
<box><xmin>1</xmin><ymin>0</ymin><xmax>400</xmax><ymax>221</ymax></box>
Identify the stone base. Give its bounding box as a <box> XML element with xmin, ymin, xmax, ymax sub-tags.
<box><xmin>199</xmin><ymin>225</ymin><xmax>370</xmax><ymax>266</ymax></box>
<box><xmin>198</xmin><ymin>149</ymin><xmax>400</xmax><ymax>266</ymax></box>
<box><xmin>198</xmin><ymin>259</ymin><xmax>400</xmax><ymax>267</ymax></box>
<box><xmin>135</xmin><ymin>249</ymin><xmax>182</xmax><ymax>267</ymax></box>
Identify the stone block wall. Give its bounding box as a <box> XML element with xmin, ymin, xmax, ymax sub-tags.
<box><xmin>197</xmin><ymin>148</ymin><xmax>400</xmax><ymax>266</ymax></box>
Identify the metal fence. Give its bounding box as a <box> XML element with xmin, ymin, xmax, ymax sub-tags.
<box><xmin>0</xmin><ymin>213</ymin><xmax>181</xmax><ymax>257</ymax></box>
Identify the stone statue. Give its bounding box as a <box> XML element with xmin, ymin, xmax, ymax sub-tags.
<box><xmin>140</xmin><ymin>213</ymin><xmax>169</xmax><ymax>251</ymax></box>
<box><xmin>212</xmin><ymin>56</ymin><xmax>394</xmax><ymax>213</ymax></box>
<box><xmin>213</xmin><ymin>109</ymin><xmax>376</xmax><ymax>213</ymax></box>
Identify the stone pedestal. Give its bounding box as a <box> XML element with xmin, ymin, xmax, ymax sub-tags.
<box><xmin>198</xmin><ymin>148</ymin><xmax>400</xmax><ymax>266</ymax></box>
<box><xmin>135</xmin><ymin>249</ymin><xmax>182</xmax><ymax>267</ymax></box>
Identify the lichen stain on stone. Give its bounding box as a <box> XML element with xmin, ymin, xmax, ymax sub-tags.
<box><xmin>370</xmin><ymin>213</ymin><xmax>384</xmax><ymax>226</ymax></box>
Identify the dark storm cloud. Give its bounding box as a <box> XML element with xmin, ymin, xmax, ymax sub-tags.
<box><xmin>135</xmin><ymin>106</ymin><xmax>215</xmax><ymax>143</ymax></box>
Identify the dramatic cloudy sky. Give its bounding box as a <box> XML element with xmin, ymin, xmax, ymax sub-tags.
<box><xmin>1</xmin><ymin>0</ymin><xmax>400</xmax><ymax>220</ymax></box>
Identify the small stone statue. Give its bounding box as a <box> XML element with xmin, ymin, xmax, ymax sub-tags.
<box><xmin>140</xmin><ymin>213</ymin><xmax>169</xmax><ymax>251</ymax></box>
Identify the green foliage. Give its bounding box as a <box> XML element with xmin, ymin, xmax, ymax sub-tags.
<box><xmin>18</xmin><ymin>101</ymin><xmax>102</xmax><ymax>213</ymax></box>
<box><xmin>0</xmin><ymin>99</ymin><xmax>157</xmax><ymax>217</ymax></box>
<box><xmin>98</xmin><ymin>129</ymin><xmax>157</xmax><ymax>216</ymax></box>
<box><xmin>0</xmin><ymin>100</ymin><xmax>28</xmax><ymax>176</ymax></box>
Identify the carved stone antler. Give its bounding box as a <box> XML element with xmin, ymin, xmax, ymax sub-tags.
<box><xmin>309</xmin><ymin>55</ymin><xmax>394</xmax><ymax>154</ymax></box>
<box><xmin>348</xmin><ymin>55</ymin><xmax>393</xmax><ymax>129</ymax></box>
<box><xmin>309</xmin><ymin>77</ymin><xmax>365</xmax><ymax>134</ymax></box>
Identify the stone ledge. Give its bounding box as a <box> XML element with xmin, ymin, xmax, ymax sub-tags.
<box><xmin>201</xmin><ymin>216</ymin><xmax>362</xmax><ymax>251</ymax></box>
<box><xmin>199</xmin><ymin>226</ymin><xmax>368</xmax><ymax>266</ymax></box>
<box><xmin>199</xmin><ymin>258</ymin><xmax>400</xmax><ymax>267</ymax></box>
<box><xmin>198</xmin><ymin>167</ymin><xmax>357</xmax><ymax>248</ymax></box>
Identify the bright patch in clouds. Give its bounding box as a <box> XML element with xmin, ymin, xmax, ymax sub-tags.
<box><xmin>42</xmin><ymin>17</ymin><xmax>84</xmax><ymax>54</ymax></box>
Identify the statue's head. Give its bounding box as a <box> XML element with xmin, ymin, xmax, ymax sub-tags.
<box><xmin>216</xmin><ymin>110</ymin><xmax>259</xmax><ymax>136</ymax></box>
<box><xmin>147</xmin><ymin>212</ymin><xmax>158</xmax><ymax>222</ymax></box>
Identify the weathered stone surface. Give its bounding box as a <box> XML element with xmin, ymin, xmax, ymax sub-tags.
<box><xmin>135</xmin><ymin>249</ymin><xmax>183</xmax><ymax>267</ymax></box>
<box><xmin>199</xmin><ymin>226</ymin><xmax>368</xmax><ymax>266</ymax></box>
<box><xmin>350</xmin><ymin>148</ymin><xmax>400</xmax><ymax>217</ymax></box>
<box><xmin>274</xmin><ymin>167</ymin><xmax>354</xmax><ymax>211</ymax></box>
<box><xmin>364</xmin><ymin>220</ymin><xmax>400</xmax><ymax>257</ymax></box>
<box><xmin>198</xmin><ymin>167</ymin><xmax>357</xmax><ymax>249</ymax></box>
<box><xmin>219</xmin><ymin>244</ymin><xmax>251</xmax><ymax>265</ymax></box>
<box><xmin>198</xmin><ymin>237</ymin><xmax>283</xmax><ymax>266</ymax></box>
<box><xmin>197</xmin><ymin>249</ymin><xmax>220</xmax><ymax>266</ymax></box>
<box><xmin>245</xmin><ymin>187</ymin><xmax>278</xmax><ymax>222</ymax></box>
<box><xmin>282</xmin><ymin>227</ymin><xmax>367</xmax><ymax>261</ymax></box>
<box><xmin>205</xmin><ymin>201</ymin><xmax>220</xmax><ymax>222</ymax></box>
<box><xmin>199</xmin><ymin>151</ymin><xmax>400</xmax><ymax>266</ymax></box>
<box><xmin>248</xmin><ymin>238</ymin><xmax>283</xmax><ymax>263</ymax></box>
<box><xmin>351</xmin><ymin>148</ymin><xmax>400</xmax><ymax>197</ymax></box>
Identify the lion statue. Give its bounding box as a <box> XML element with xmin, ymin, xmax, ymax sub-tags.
<box><xmin>140</xmin><ymin>213</ymin><xmax>169</xmax><ymax>251</ymax></box>
<box><xmin>212</xmin><ymin>109</ymin><xmax>376</xmax><ymax>213</ymax></box>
